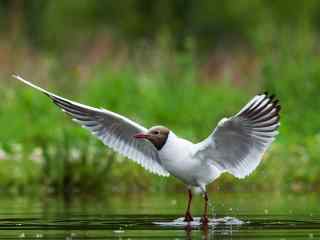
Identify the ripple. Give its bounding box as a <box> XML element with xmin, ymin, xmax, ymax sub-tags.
<box><xmin>0</xmin><ymin>214</ymin><xmax>319</xmax><ymax>239</ymax></box>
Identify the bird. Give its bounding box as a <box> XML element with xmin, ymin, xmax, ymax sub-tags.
<box><xmin>13</xmin><ymin>75</ymin><xmax>280</xmax><ymax>224</ymax></box>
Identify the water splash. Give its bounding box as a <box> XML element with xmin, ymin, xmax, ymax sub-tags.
<box><xmin>154</xmin><ymin>216</ymin><xmax>245</xmax><ymax>227</ymax></box>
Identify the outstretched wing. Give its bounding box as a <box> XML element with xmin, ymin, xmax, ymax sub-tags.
<box><xmin>14</xmin><ymin>75</ymin><xmax>169</xmax><ymax>176</ymax></box>
<box><xmin>194</xmin><ymin>93</ymin><xmax>280</xmax><ymax>178</ymax></box>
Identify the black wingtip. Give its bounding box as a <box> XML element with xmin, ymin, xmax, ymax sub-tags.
<box><xmin>272</xmin><ymin>99</ymin><xmax>279</xmax><ymax>105</ymax></box>
<box><xmin>276</xmin><ymin>104</ymin><xmax>281</xmax><ymax>111</ymax></box>
<box><xmin>262</xmin><ymin>92</ymin><xmax>280</xmax><ymax>107</ymax></box>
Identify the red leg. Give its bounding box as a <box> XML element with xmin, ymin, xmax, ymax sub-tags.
<box><xmin>183</xmin><ymin>189</ymin><xmax>194</xmax><ymax>222</ymax></box>
<box><xmin>201</xmin><ymin>192</ymin><xmax>209</xmax><ymax>224</ymax></box>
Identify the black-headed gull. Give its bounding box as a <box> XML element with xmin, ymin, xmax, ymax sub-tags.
<box><xmin>14</xmin><ymin>75</ymin><xmax>280</xmax><ymax>223</ymax></box>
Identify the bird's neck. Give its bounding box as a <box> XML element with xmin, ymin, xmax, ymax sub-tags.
<box><xmin>159</xmin><ymin>131</ymin><xmax>181</xmax><ymax>152</ymax></box>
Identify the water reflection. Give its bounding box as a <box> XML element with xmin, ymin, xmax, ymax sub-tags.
<box><xmin>185</xmin><ymin>224</ymin><xmax>239</xmax><ymax>240</ymax></box>
<box><xmin>184</xmin><ymin>224</ymin><xmax>207</xmax><ymax>240</ymax></box>
<box><xmin>0</xmin><ymin>192</ymin><xmax>317</xmax><ymax>239</ymax></box>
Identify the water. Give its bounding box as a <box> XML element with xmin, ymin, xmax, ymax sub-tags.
<box><xmin>0</xmin><ymin>192</ymin><xmax>318</xmax><ymax>239</ymax></box>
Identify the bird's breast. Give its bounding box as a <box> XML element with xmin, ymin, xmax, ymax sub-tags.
<box><xmin>158</xmin><ymin>132</ymin><xmax>221</xmax><ymax>187</ymax></box>
<box><xmin>158</xmin><ymin>133</ymin><xmax>201</xmax><ymax>185</ymax></box>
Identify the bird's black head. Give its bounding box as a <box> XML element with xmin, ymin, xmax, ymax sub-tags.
<box><xmin>134</xmin><ymin>126</ymin><xmax>170</xmax><ymax>150</ymax></box>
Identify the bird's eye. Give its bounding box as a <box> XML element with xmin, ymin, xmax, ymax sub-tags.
<box><xmin>154</xmin><ymin>131</ymin><xmax>160</xmax><ymax>135</ymax></box>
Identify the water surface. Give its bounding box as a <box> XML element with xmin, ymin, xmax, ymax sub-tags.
<box><xmin>0</xmin><ymin>192</ymin><xmax>318</xmax><ymax>239</ymax></box>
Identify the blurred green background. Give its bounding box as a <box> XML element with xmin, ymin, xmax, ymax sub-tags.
<box><xmin>0</xmin><ymin>0</ymin><xmax>319</xmax><ymax>196</ymax></box>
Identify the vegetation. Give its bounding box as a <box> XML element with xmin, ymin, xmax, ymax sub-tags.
<box><xmin>0</xmin><ymin>1</ymin><xmax>319</xmax><ymax>195</ymax></box>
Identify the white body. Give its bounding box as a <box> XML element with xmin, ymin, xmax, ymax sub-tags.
<box><xmin>159</xmin><ymin>132</ymin><xmax>221</xmax><ymax>190</ymax></box>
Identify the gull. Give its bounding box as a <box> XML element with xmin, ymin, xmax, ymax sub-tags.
<box><xmin>14</xmin><ymin>75</ymin><xmax>280</xmax><ymax>224</ymax></box>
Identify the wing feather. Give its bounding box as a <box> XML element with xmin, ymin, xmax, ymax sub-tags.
<box><xmin>194</xmin><ymin>93</ymin><xmax>280</xmax><ymax>178</ymax></box>
<box><xmin>14</xmin><ymin>75</ymin><xmax>169</xmax><ymax>177</ymax></box>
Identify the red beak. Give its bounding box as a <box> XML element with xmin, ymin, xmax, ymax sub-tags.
<box><xmin>134</xmin><ymin>133</ymin><xmax>149</xmax><ymax>139</ymax></box>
